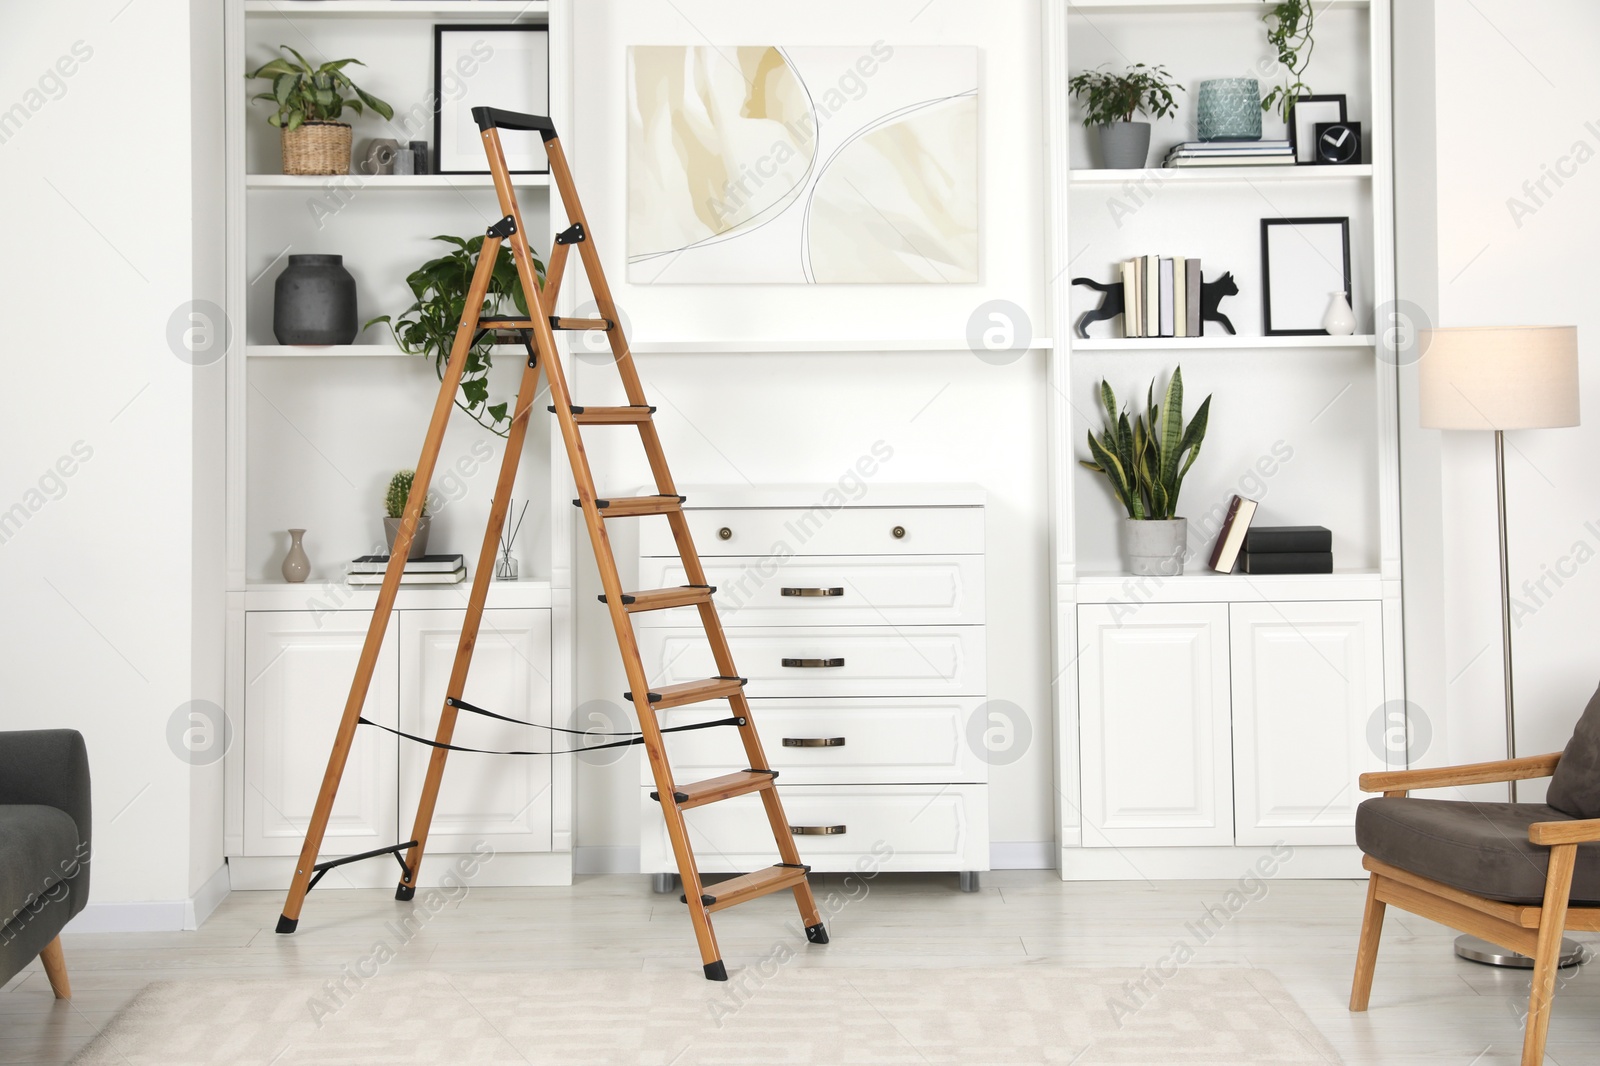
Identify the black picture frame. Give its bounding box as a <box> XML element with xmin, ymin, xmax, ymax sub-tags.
<box><xmin>1260</xmin><ymin>217</ymin><xmax>1352</xmax><ymax>336</ymax></box>
<box><xmin>433</xmin><ymin>24</ymin><xmax>550</xmax><ymax>175</ymax></box>
<box><xmin>1288</xmin><ymin>94</ymin><xmax>1347</xmax><ymax>164</ymax></box>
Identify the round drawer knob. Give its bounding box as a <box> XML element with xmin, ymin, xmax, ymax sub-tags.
<box><xmin>892</xmin><ymin>525</ymin><xmax>906</xmax><ymax>540</ymax></box>
<box><xmin>718</xmin><ymin>526</ymin><xmax>733</xmax><ymax>541</ymax></box>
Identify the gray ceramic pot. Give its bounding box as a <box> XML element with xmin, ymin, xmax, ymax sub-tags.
<box><xmin>383</xmin><ymin>515</ymin><xmax>431</xmax><ymax>561</ymax></box>
<box><xmin>1122</xmin><ymin>518</ymin><xmax>1187</xmax><ymax>577</ymax></box>
<box><xmin>1097</xmin><ymin>121</ymin><xmax>1152</xmax><ymax>169</ymax></box>
<box><xmin>274</xmin><ymin>254</ymin><xmax>358</xmax><ymax>345</ymax></box>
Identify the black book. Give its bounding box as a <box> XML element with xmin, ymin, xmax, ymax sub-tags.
<box><xmin>1241</xmin><ymin>551</ymin><xmax>1333</xmax><ymax>575</ymax></box>
<box><xmin>1242</xmin><ymin>525</ymin><xmax>1332</xmax><ymax>554</ymax></box>
<box><xmin>348</xmin><ymin>553</ymin><xmax>465</xmax><ymax>575</ymax></box>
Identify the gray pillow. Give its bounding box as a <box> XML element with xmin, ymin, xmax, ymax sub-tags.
<box><xmin>1546</xmin><ymin>682</ymin><xmax>1600</xmax><ymax>818</ymax></box>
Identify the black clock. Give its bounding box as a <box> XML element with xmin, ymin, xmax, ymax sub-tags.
<box><xmin>1313</xmin><ymin>121</ymin><xmax>1362</xmax><ymax>165</ymax></box>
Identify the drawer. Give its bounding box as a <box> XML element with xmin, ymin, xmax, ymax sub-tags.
<box><xmin>639</xmin><ymin>785</ymin><xmax>989</xmax><ymax>873</ymax></box>
<box><xmin>648</xmin><ymin>698</ymin><xmax>989</xmax><ymax>786</ymax></box>
<box><xmin>640</xmin><ymin>505</ymin><xmax>983</xmax><ymax>557</ymax></box>
<box><xmin>637</xmin><ymin>555</ymin><xmax>985</xmax><ymax>627</ymax></box>
<box><xmin>638</xmin><ymin>626</ymin><xmax>986</xmax><ymax>698</ymax></box>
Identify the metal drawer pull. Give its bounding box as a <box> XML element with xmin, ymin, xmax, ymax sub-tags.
<box><xmin>782</xmin><ymin>737</ymin><xmax>846</xmax><ymax>748</ymax></box>
<box><xmin>791</xmin><ymin>824</ymin><xmax>847</xmax><ymax>836</ymax></box>
<box><xmin>717</xmin><ymin>526</ymin><xmax>733</xmax><ymax>540</ymax></box>
<box><xmin>892</xmin><ymin>525</ymin><xmax>906</xmax><ymax>539</ymax></box>
<box><xmin>781</xmin><ymin>657</ymin><xmax>845</xmax><ymax>668</ymax></box>
<box><xmin>780</xmin><ymin>587</ymin><xmax>844</xmax><ymax>597</ymax></box>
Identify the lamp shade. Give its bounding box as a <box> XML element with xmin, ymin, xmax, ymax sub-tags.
<box><xmin>1419</xmin><ymin>326</ymin><xmax>1580</xmax><ymax>430</ymax></box>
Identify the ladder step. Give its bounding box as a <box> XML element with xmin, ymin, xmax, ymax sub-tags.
<box><xmin>601</xmin><ymin>585</ymin><xmax>715</xmax><ymax>613</ymax></box>
<box><xmin>550</xmin><ymin>316</ymin><xmax>612</xmax><ymax>331</ymax></box>
<box><xmin>689</xmin><ymin>865</ymin><xmax>813</xmax><ymax>914</ymax></box>
<box><xmin>626</xmin><ymin>676</ymin><xmax>746</xmax><ymax>709</ymax></box>
<box><xmin>551</xmin><ymin>404</ymin><xmax>656</xmax><ymax>425</ymax></box>
<box><xmin>655</xmin><ymin>769</ymin><xmax>778</xmax><ymax>811</ymax></box>
<box><xmin>574</xmin><ymin>494</ymin><xmax>684</xmax><ymax>517</ymax></box>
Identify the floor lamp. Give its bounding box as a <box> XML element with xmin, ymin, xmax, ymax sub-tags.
<box><xmin>1419</xmin><ymin>324</ymin><xmax>1583</xmax><ymax>968</ymax></box>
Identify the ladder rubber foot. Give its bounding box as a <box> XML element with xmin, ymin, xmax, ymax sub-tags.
<box><xmin>703</xmin><ymin>960</ymin><xmax>728</xmax><ymax>982</ymax></box>
<box><xmin>275</xmin><ymin>914</ymin><xmax>298</xmax><ymax>934</ymax></box>
<box><xmin>806</xmin><ymin>922</ymin><xmax>830</xmax><ymax>945</ymax></box>
<box><xmin>395</xmin><ymin>884</ymin><xmax>416</xmax><ymax>902</ymax></box>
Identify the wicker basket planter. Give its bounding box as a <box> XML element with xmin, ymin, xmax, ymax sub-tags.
<box><xmin>281</xmin><ymin>121</ymin><xmax>352</xmax><ymax>175</ymax></box>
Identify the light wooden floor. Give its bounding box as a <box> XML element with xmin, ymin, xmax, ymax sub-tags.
<box><xmin>3</xmin><ymin>872</ymin><xmax>1598</xmax><ymax>1065</ymax></box>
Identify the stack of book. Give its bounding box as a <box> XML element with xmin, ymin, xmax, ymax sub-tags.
<box><xmin>1164</xmin><ymin>139</ymin><xmax>1293</xmax><ymax>169</ymax></box>
<box><xmin>346</xmin><ymin>553</ymin><xmax>467</xmax><ymax>586</ymax></box>
<box><xmin>1119</xmin><ymin>255</ymin><xmax>1201</xmax><ymax>338</ymax></box>
<box><xmin>1208</xmin><ymin>497</ymin><xmax>1334</xmax><ymax>574</ymax></box>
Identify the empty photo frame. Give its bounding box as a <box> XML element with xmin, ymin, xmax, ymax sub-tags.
<box><xmin>1261</xmin><ymin>217</ymin><xmax>1352</xmax><ymax>336</ymax></box>
<box><xmin>1289</xmin><ymin>94</ymin><xmax>1346</xmax><ymax>163</ymax></box>
<box><xmin>434</xmin><ymin>24</ymin><xmax>550</xmax><ymax>174</ymax></box>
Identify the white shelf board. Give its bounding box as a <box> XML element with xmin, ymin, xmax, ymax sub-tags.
<box><xmin>243</xmin><ymin>579</ymin><xmax>553</xmax><ymax>612</ymax></box>
<box><xmin>244</xmin><ymin>1</ymin><xmax>548</xmax><ymax>18</ymax></box>
<box><xmin>1070</xmin><ymin>165</ymin><xmax>1371</xmax><ymax>185</ymax></box>
<box><xmin>624</xmin><ymin>339</ymin><xmax>1054</xmax><ymax>355</ymax></box>
<box><xmin>1066</xmin><ymin>0</ymin><xmax>1366</xmax><ymax>11</ymax></box>
<box><xmin>245</xmin><ymin>343</ymin><xmax>533</xmax><ymax>357</ymax></box>
<box><xmin>247</xmin><ymin>173</ymin><xmax>550</xmax><ymax>189</ymax></box>
<box><xmin>1071</xmin><ymin>335</ymin><xmax>1376</xmax><ymax>351</ymax></box>
<box><xmin>1073</xmin><ymin>570</ymin><xmax>1384</xmax><ymax>604</ymax></box>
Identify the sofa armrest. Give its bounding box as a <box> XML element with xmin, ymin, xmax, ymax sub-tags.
<box><xmin>1530</xmin><ymin>819</ymin><xmax>1600</xmax><ymax>846</ymax></box>
<box><xmin>0</xmin><ymin>730</ymin><xmax>91</xmax><ymax>856</ymax></box>
<box><xmin>1358</xmin><ymin>752</ymin><xmax>1562</xmax><ymax>795</ymax></box>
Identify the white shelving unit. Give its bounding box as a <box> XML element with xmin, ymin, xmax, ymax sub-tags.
<box><xmin>1042</xmin><ymin>0</ymin><xmax>1404</xmax><ymax>879</ymax></box>
<box><xmin>222</xmin><ymin>0</ymin><xmax>576</xmax><ymax>887</ymax></box>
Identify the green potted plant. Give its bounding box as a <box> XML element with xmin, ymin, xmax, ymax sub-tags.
<box><xmin>1261</xmin><ymin>1</ymin><xmax>1315</xmax><ymax>125</ymax></box>
<box><xmin>368</xmin><ymin>234</ymin><xmax>546</xmax><ymax>437</ymax></box>
<box><xmin>247</xmin><ymin>46</ymin><xmax>394</xmax><ymax>176</ymax></box>
<box><xmin>1080</xmin><ymin>368</ymin><xmax>1211</xmax><ymax>576</ymax></box>
<box><xmin>384</xmin><ymin>469</ymin><xmax>430</xmax><ymax>560</ymax></box>
<box><xmin>1067</xmin><ymin>63</ymin><xmax>1184</xmax><ymax>169</ymax></box>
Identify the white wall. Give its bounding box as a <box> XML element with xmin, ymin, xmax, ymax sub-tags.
<box><xmin>1398</xmin><ymin>0</ymin><xmax>1600</xmax><ymax>786</ymax></box>
<box><xmin>565</xmin><ymin>0</ymin><xmax>1054</xmax><ymax>863</ymax></box>
<box><xmin>0</xmin><ymin>1</ymin><xmax>226</xmax><ymax>927</ymax></box>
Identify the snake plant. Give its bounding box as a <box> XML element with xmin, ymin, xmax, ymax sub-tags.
<box><xmin>1079</xmin><ymin>368</ymin><xmax>1211</xmax><ymax>520</ymax></box>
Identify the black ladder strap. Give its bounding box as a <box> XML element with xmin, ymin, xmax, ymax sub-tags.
<box><xmin>356</xmin><ymin>715</ymin><xmax>744</xmax><ymax>756</ymax></box>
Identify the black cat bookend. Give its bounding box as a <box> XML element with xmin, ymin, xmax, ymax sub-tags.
<box><xmin>1072</xmin><ymin>272</ymin><xmax>1239</xmax><ymax>338</ymax></box>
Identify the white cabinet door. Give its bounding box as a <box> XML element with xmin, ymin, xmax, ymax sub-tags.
<box><xmin>1077</xmin><ymin>603</ymin><xmax>1233</xmax><ymax>847</ymax></box>
<box><xmin>243</xmin><ymin>612</ymin><xmax>398</xmax><ymax>857</ymax></box>
<box><xmin>1230</xmin><ymin>601</ymin><xmax>1385</xmax><ymax>846</ymax></box>
<box><xmin>398</xmin><ymin>609</ymin><xmax>553</xmax><ymax>853</ymax></box>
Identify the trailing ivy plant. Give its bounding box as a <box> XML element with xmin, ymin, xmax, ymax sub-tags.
<box><xmin>1079</xmin><ymin>368</ymin><xmax>1211</xmax><ymax>521</ymax></box>
<box><xmin>1260</xmin><ymin>0</ymin><xmax>1316</xmax><ymax>124</ymax></box>
<box><xmin>367</xmin><ymin>235</ymin><xmax>546</xmax><ymax>437</ymax></box>
<box><xmin>247</xmin><ymin>46</ymin><xmax>394</xmax><ymax>129</ymax></box>
<box><xmin>1067</xmin><ymin>63</ymin><xmax>1184</xmax><ymax>127</ymax></box>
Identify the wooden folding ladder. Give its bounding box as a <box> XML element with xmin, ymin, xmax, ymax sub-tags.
<box><xmin>275</xmin><ymin>108</ymin><xmax>828</xmax><ymax>980</ymax></box>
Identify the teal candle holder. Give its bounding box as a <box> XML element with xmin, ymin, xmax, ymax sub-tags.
<box><xmin>1196</xmin><ymin>78</ymin><xmax>1262</xmax><ymax>142</ymax></box>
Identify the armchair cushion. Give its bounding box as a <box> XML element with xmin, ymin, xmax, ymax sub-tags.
<box><xmin>1547</xmin><ymin>681</ymin><xmax>1600</xmax><ymax>818</ymax></box>
<box><xmin>0</xmin><ymin>806</ymin><xmax>81</xmax><ymax>919</ymax></box>
<box><xmin>1355</xmin><ymin>797</ymin><xmax>1600</xmax><ymax>904</ymax></box>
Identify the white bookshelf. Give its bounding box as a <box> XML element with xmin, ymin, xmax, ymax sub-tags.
<box><xmin>243</xmin><ymin>1</ymin><xmax>550</xmax><ymax>19</ymax></box>
<box><xmin>1068</xmin><ymin>164</ymin><xmax>1372</xmax><ymax>184</ymax></box>
<box><xmin>246</xmin><ymin>174</ymin><xmax>551</xmax><ymax>189</ymax></box>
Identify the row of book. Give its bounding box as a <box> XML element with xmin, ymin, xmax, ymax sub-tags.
<box><xmin>1164</xmin><ymin>139</ymin><xmax>1293</xmax><ymax>169</ymax></box>
<box><xmin>1208</xmin><ymin>497</ymin><xmax>1334</xmax><ymax>574</ymax></box>
<box><xmin>1120</xmin><ymin>255</ymin><xmax>1202</xmax><ymax>338</ymax></box>
<box><xmin>346</xmin><ymin>554</ymin><xmax>466</xmax><ymax>586</ymax></box>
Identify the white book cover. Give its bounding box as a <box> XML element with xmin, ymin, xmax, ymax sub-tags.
<box><xmin>1159</xmin><ymin>258</ymin><xmax>1175</xmax><ymax>337</ymax></box>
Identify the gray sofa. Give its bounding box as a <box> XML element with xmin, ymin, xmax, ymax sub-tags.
<box><xmin>0</xmin><ymin>730</ymin><xmax>91</xmax><ymax>998</ymax></box>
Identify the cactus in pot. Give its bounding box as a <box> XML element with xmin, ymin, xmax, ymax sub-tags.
<box><xmin>383</xmin><ymin>469</ymin><xmax>431</xmax><ymax>561</ymax></box>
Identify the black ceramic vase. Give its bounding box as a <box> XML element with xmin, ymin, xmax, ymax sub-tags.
<box><xmin>273</xmin><ymin>254</ymin><xmax>358</xmax><ymax>345</ymax></box>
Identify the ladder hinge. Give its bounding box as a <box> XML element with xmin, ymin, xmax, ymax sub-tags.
<box><xmin>650</xmin><ymin>790</ymin><xmax>690</xmax><ymax>804</ymax></box>
<box><xmin>486</xmin><ymin>215</ymin><xmax>517</xmax><ymax>239</ymax></box>
<box><xmin>555</xmin><ymin>222</ymin><xmax>586</xmax><ymax>245</ymax></box>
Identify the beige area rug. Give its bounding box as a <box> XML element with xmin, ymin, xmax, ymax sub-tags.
<box><xmin>71</xmin><ymin>966</ymin><xmax>1340</xmax><ymax>1065</ymax></box>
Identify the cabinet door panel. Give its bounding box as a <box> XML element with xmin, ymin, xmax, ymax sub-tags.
<box><xmin>1230</xmin><ymin>601</ymin><xmax>1385</xmax><ymax>846</ymax></box>
<box><xmin>243</xmin><ymin>612</ymin><xmax>398</xmax><ymax>857</ymax></box>
<box><xmin>1077</xmin><ymin>603</ymin><xmax>1233</xmax><ymax>847</ymax></box>
<box><xmin>399</xmin><ymin>609</ymin><xmax>552</xmax><ymax>853</ymax></box>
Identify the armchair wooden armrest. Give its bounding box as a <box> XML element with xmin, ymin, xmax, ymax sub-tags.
<box><xmin>1358</xmin><ymin>752</ymin><xmax>1562</xmax><ymax>795</ymax></box>
<box><xmin>1529</xmin><ymin>818</ymin><xmax>1600</xmax><ymax>846</ymax></box>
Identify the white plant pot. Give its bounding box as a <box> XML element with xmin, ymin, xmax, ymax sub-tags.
<box><xmin>1122</xmin><ymin>518</ymin><xmax>1188</xmax><ymax>577</ymax></box>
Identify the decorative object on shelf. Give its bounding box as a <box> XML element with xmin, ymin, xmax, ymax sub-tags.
<box><xmin>408</xmin><ymin>140</ymin><xmax>430</xmax><ymax>176</ymax></box>
<box><xmin>367</xmin><ymin>234</ymin><xmax>544</xmax><ymax>437</ymax></box>
<box><xmin>495</xmin><ymin>499</ymin><xmax>528</xmax><ymax>582</ymax></box>
<box><xmin>1287</xmin><ymin>94</ymin><xmax>1345</xmax><ymax>163</ymax></box>
<box><xmin>1313</xmin><ymin>120</ymin><xmax>1361</xmax><ymax>165</ymax></box>
<box><xmin>627</xmin><ymin>45</ymin><xmax>978</xmax><ymax>284</ymax></box>
<box><xmin>1322</xmin><ymin>290</ymin><xmax>1357</xmax><ymax>336</ymax></box>
<box><xmin>1164</xmin><ymin>139</ymin><xmax>1291</xmax><ymax>169</ymax></box>
<box><xmin>1068</xmin><ymin>63</ymin><xmax>1183</xmax><ymax>170</ymax></box>
<box><xmin>362</xmin><ymin>138</ymin><xmax>399</xmax><ymax>176</ymax></box>
<box><xmin>1207</xmin><ymin>495</ymin><xmax>1258</xmax><ymax>573</ymax></box>
<box><xmin>1196</xmin><ymin>78</ymin><xmax>1262</xmax><ymax>142</ymax></box>
<box><xmin>383</xmin><ymin>469</ymin><xmax>431</xmax><ymax>561</ymax></box>
<box><xmin>1199</xmin><ymin>271</ymin><xmax>1239</xmax><ymax>336</ymax></box>
<box><xmin>393</xmin><ymin>146</ymin><xmax>415</xmax><ymax>176</ymax></box>
<box><xmin>1071</xmin><ymin>276</ymin><xmax>1126</xmax><ymax>339</ymax></box>
<box><xmin>273</xmin><ymin>254</ymin><xmax>358</xmax><ymax>345</ymax></box>
<box><xmin>1080</xmin><ymin>368</ymin><xmax>1212</xmax><ymax>576</ymax></box>
<box><xmin>1261</xmin><ymin>217</ymin><xmax>1351</xmax><ymax>335</ymax></box>
<box><xmin>247</xmin><ymin>46</ymin><xmax>394</xmax><ymax>176</ymax></box>
<box><xmin>281</xmin><ymin>529</ymin><xmax>311</xmax><ymax>584</ymax></box>
<box><xmin>345</xmin><ymin>553</ymin><xmax>465</xmax><ymax>586</ymax></box>
<box><xmin>1260</xmin><ymin>1</ymin><xmax>1316</xmax><ymax>126</ymax></box>
<box><xmin>435</xmin><ymin>25</ymin><xmax>550</xmax><ymax>174</ymax></box>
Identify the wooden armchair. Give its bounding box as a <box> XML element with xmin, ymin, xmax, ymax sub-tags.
<box><xmin>1350</xmin><ymin>750</ymin><xmax>1600</xmax><ymax>1066</ymax></box>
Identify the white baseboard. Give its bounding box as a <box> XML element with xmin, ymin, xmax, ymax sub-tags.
<box><xmin>575</xmin><ymin>845</ymin><xmax>639</xmax><ymax>875</ymax></box>
<box><xmin>990</xmin><ymin>841</ymin><xmax>1057</xmax><ymax>870</ymax></box>
<box><xmin>62</xmin><ymin>863</ymin><xmax>235</xmax><ymax>934</ymax></box>
<box><xmin>185</xmin><ymin>863</ymin><xmax>231</xmax><ymax>930</ymax></box>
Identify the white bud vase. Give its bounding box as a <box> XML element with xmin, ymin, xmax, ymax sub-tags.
<box><xmin>1323</xmin><ymin>291</ymin><xmax>1357</xmax><ymax>336</ymax></box>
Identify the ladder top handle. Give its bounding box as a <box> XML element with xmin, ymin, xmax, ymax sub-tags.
<box><xmin>472</xmin><ymin>106</ymin><xmax>558</xmax><ymax>142</ymax></box>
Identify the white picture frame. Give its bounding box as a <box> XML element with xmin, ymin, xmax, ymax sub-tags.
<box><xmin>434</xmin><ymin>25</ymin><xmax>549</xmax><ymax>174</ymax></box>
<box><xmin>1289</xmin><ymin>94</ymin><xmax>1347</xmax><ymax>164</ymax></box>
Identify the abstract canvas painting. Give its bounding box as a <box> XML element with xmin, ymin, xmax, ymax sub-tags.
<box><xmin>626</xmin><ymin>44</ymin><xmax>978</xmax><ymax>284</ymax></box>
